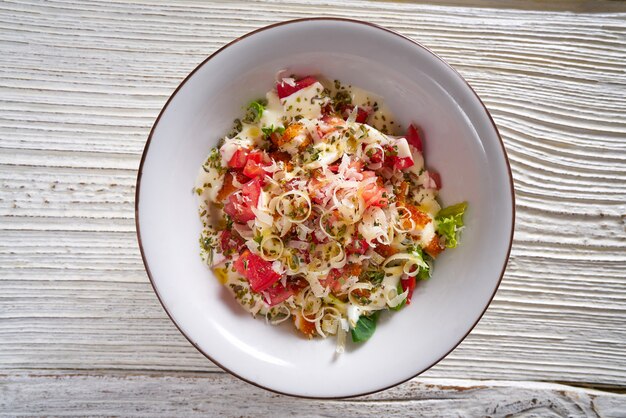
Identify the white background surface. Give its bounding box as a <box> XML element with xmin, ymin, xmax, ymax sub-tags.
<box><xmin>1</xmin><ymin>0</ymin><xmax>625</xmax><ymax>415</ymax></box>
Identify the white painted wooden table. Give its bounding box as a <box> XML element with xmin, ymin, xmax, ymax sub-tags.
<box><xmin>1</xmin><ymin>0</ymin><xmax>625</xmax><ymax>416</ymax></box>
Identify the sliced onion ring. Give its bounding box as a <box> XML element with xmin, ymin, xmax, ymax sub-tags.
<box><xmin>259</xmin><ymin>234</ymin><xmax>284</xmax><ymax>261</ymax></box>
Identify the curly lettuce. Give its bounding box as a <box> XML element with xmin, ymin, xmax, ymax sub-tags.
<box><xmin>436</xmin><ymin>202</ymin><xmax>468</xmax><ymax>249</ymax></box>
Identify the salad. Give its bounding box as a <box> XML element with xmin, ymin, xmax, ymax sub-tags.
<box><xmin>195</xmin><ymin>75</ymin><xmax>467</xmax><ymax>352</ymax></box>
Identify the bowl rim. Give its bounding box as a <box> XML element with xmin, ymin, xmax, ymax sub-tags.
<box><xmin>135</xmin><ymin>17</ymin><xmax>516</xmax><ymax>399</ymax></box>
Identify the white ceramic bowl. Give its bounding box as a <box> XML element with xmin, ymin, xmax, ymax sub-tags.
<box><xmin>136</xmin><ymin>18</ymin><xmax>514</xmax><ymax>398</ymax></box>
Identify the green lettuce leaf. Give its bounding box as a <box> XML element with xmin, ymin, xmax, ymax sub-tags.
<box><xmin>436</xmin><ymin>201</ymin><xmax>468</xmax><ymax>248</ymax></box>
<box><xmin>351</xmin><ymin>311</ymin><xmax>381</xmax><ymax>343</ymax></box>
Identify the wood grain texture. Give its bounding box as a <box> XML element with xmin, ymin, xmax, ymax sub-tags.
<box><xmin>0</xmin><ymin>0</ymin><xmax>625</xmax><ymax>402</ymax></box>
<box><xmin>1</xmin><ymin>372</ymin><xmax>625</xmax><ymax>417</ymax></box>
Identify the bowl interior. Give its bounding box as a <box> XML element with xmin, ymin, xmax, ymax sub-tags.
<box><xmin>137</xmin><ymin>19</ymin><xmax>513</xmax><ymax>398</ymax></box>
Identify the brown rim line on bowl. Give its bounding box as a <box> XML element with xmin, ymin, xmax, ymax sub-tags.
<box><xmin>135</xmin><ymin>17</ymin><xmax>515</xmax><ymax>399</ymax></box>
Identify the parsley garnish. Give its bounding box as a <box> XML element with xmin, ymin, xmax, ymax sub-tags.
<box><xmin>243</xmin><ymin>100</ymin><xmax>266</xmax><ymax>123</ymax></box>
<box><xmin>261</xmin><ymin>125</ymin><xmax>285</xmax><ymax>139</ymax></box>
<box><xmin>229</xmin><ymin>118</ymin><xmax>243</xmax><ymax>137</ymax></box>
<box><xmin>203</xmin><ymin>147</ymin><xmax>226</xmax><ymax>175</ymax></box>
<box><xmin>361</xmin><ymin>269</ymin><xmax>385</xmax><ymax>285</ymax></box>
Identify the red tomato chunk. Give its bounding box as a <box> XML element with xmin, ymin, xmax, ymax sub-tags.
<box><xmin>401</xmin><ymin>276</ymin><xmax>416</xmax><ymax>304</ymax></box>
<box><xmin>224</xmin><ymin>177</ymin><xmax>262</xmax><ymax>223</ymax></box>
<box><xmin>406</xmin><ymin>124</ymin><xmax>423</xmax><ymax>152</ymax></box>
<box><xmin>234</xmin><ymin>250</ymin><xmax>281</xmax><ymax>293</ymax></box>
<box><xmin>228</xmin><ymin>148</ymin><xmax>249</xmax><ymax>169</ymax></box>
<box><xmin>276</xmin><ymin>76</ymin><xmax>318</xmax><ymax>99</ymax></box>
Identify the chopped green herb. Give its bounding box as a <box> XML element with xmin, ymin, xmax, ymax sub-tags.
<box><xmin>200</xmin><ymin>236</ymin><xmax>213</xmax><ymax>252</ymax></box>
<box><xmin>261</xmin><ymin>125</ymin><xmax>285</xmax><ymax>139</ymax></box>
<box><xmin>361</xmin><ymin>269</ymin><xmax>385</xmax><ymax>285</ymax></box>
<box><xmin>243</xmin><ymin>100</ymin><xmax>266</xmax><ymax>123</ymax></box>
<box><xmin>334</xmin><ymin>91</ymin><xmax>352</xmax><ymax>108</ymax></box>
<box><xmin>203</xmin><ymin>147</ymin><xmax>226</xmax><ymax>175</ymax></box>
<box><xmin>229</xmin><ymin>118</ymin><xmax>243</xmax><ymax>137</ymax></box>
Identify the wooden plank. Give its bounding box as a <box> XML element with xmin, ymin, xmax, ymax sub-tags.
<box><xmin>1</xmin><ymin>372</ymin><xmax>625</xmax><ymax>417</ymax></box>
<box><xmin>0</xmin><ymin>0</ymin><xmax>625</xmax><ymax>389</ymax></box>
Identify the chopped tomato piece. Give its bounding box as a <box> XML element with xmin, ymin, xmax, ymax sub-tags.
<box><xmin>365</xmin><ymin>146</ymin><xmax>383</xmax><ymax>164</ymax></box>
<box><xmin>424</xmin><ymin>234</ymin><xmax>446</xmax><ymax>258</ymax></box>
<box><xmin>401</xmin><ymin>276</ymin><xmax>416</xmax><ymax>304</ymax></box>
<box><xmin>389</xmin><ymin>156</ymin><xmax>414</xmax><ymax>170</ymax></box>
<box><xmin>321</xmin><ymin>264</ymin><xmax>362</xmax><ymax>295</ymax></box>
<box><xmin>346</xmin><ymin>237</ymin><xmax>369</xmax><ymax>255</ymax></box>
<box><xmin>356</xmin><ymin>107</ymin><xmax>370</xmax><ymax>123</ymax></box>
<box><xmin>340</xmin><ymin>104</ymin><xmax>370</xmax><ymax>123</ymax></box>
<box><xmin>228</xmin><ymin>148</ymin><xmax>249</xmax><ymax>169</ymax></box>
<box><xmin>231</xmin><ymin>151</ymin><xmax>269</xmax><ymax>178</ymax></box>
<box><xmin>321</xmin><ymin>102</ymin><xmax>334</xmax><ymax>116</ymax></box>
<box><xmin>223</xmin><ymin>177</ymin><xmax>261</xmax><ymax>223</ymax></box>
<box><xmin>234</xmin><ymin>250</ymin><xmax>281</xmax><ymax>293</ymax></box>
<box><xmin>224</xmin><ymin>197</ymin><xmax>254</xmax><ymax>223</ymax></box>
<box><xmin>428</xmin><ymin>171</ymin><xmax>442</xmax><ymax>189</ymax></box>
<box><xmin>243</xmin><ymin>159</ymin><xmax>267</xmax><ymax>178</ymax></box>
<box><xmin>406</xmin><ymin>124</ymin><xmax>423</xmax><ymax>152</ymax></box>
<box><xmin>219</xmin><ymin>230</ymin><xmax>244</xmax><ymax>254</ymax></box>
<box><xmin>321</xmin><ymin>268</ymin><xmax>343</xmax><ymax>294</ymax></box>
<box><xmin>276</xmin><ymin>76</ymin><xmax>318</xmax><ymax>99</ymax></box>
<box><xmin>384</xmin><ymin>145</ymin><xmax>414</xmax><ymax>170</ymax></box>
<box><xmin>264</xmin><ymin>283</ymin><xmax>294</xmax><ymax>306</ymax></box>
<box><xmin>246</xmin><ymin>151</ymin><xmax>264</xmax><ymax>164</ymax></box>
<box><xmin>230</xmin><ymin>149</ymin><xmax>271</xmax><ymax>177</ymax></box>
<box><xmin>240</xmin><ymin>177</ymin><xmax>262</xmax><ymax>206</ymax></box>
